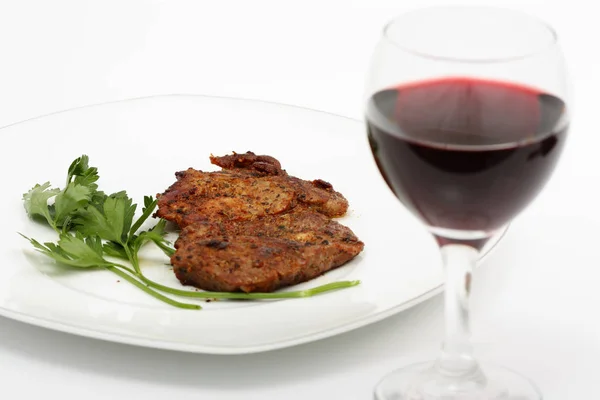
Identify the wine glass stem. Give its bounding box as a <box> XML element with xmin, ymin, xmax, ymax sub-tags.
<box><xmin>437</xmin><ymin>244</ymin><xmax>480</xmax><ymax>377</ymax></box>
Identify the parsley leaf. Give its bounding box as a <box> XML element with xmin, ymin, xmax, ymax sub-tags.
<box><xmin>20</xmin><ymin>232</ymin><xmax>111</xmax><ymax>268</ymax></box>
<box><xmin>102</xmin><ymin>241</ymin><xmax>128</xmax><ymax>259</ymax></box>
<box><xmin>132</xmin><ymin>218</ymin><xmax>174</xmax><ymax>257</ymax></box>
<box><xmin>128</xmin><ymin>196</ymin><xmax>158</xmax><ymax>241</ymax></box>
<box><xmin>22</xmin><ymin>182</ymin><xmax>60</xmax><ymax>227</ymax></box>
<box><xmin>74</xmin><ymin>192</ymin><xmax>136</xmax><ymax>245</ymax></box>
<box><xmin>54</xmin><ymin>183</ymin><xmax>92</xmax><ymax>228</ymax></box>
<box><xmin>67</xmin><ymin>155</ymin><xmax>99</xmax><ymax>191</ymax></box>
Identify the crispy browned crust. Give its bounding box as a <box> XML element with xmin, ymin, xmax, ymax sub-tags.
<box><xmin>155</xmin><ymin>152</ymin><xmax>349</xmax><ymax>227</ymax></box>
<box><xmin>209</xmin><ymin>151</ymin><xmax>285</xmax><ymax>176</ymax></box>
<box><xmin>171</xmin><ymin>210</ymin><xmax>364</xmax><ymax>292</ymax></box>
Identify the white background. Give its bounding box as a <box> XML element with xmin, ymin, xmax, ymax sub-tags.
<box><xmin>1</xmin><ymin>0</ymin><xmax>599</xmax><ymax>399</ymax></box>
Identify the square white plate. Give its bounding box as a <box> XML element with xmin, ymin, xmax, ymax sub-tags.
<box><xmin>0</xmin><ymin>95</ymin><xmax>501</xmax><ymax>354</ymax></box>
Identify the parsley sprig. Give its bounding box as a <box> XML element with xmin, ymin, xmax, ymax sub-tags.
<box><xmin>20</xmin><ymin>155</ymin><xmax>359</xmax><ymax>309</ymax></box>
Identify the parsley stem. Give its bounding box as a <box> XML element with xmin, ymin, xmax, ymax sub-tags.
<box><xmin>123</xmin><ymin>245</ymin><xmax>142</xmax><ymax>274</ymax></box>
<box><xmin>135</xmin><ymin>273</ymin><xmax>360</xmax><ymax>300</ymax></box>
<box><xmin>110</xmin><ymin>262</ymin><xmax>137</xmax><ymax>276</ymax></box>
<box><xmin>106</xmin><ymin>266</ymin><xmax>201</xmax><ymax>310</ymax></box>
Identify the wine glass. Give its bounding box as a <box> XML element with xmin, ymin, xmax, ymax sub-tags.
<box><xmin>365</xmin><ymin>6</ymin><xmax>569</xmax><ymax>400</ymax></box>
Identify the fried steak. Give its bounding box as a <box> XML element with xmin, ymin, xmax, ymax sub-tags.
<box><xmin>172</xmin><ymin>210</ymin><xmax>363</xmax><ymax>292</ymax></box>
<box><xmin>155</xmin><ymin>152</ymin><xmax>349</xmax><ymax>227</ymax></box>
<box><xmin>156</xmin><ymin>152</ymin><xmax>364</xmax><ymax>293</ymax></box>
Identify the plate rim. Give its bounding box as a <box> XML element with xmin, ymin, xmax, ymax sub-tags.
<box><xmin>0</xmin><ymin>284</ymin><xmax>443</xmax><ymax>355</ymax></box>
<box><xmin>0</xmin><ymin>93</ymin><xmax>361</xmax><ymax>133</ymax></box>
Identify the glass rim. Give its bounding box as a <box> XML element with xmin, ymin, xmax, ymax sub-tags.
<box><xmin>382</xmin><ymin>6</ymin><xmax>559</xmax><ymax>64</ymax></box>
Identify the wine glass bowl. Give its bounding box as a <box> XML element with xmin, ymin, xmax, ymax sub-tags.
<box><xmin>366</xmin><ymin>6</ymin><xmax>569</xmax><ymax>400</ymax></box>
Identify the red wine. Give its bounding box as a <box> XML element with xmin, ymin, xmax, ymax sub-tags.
<box><xmin>367</xmin><ymin>77</ymin><xmax>568</xmax><ymax>236</ymax></box>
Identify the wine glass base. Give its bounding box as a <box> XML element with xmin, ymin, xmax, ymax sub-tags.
<box><xmin>374</xmin><ymin>361</ymin><xmax>542</xmax><ymax>400</ymax></box>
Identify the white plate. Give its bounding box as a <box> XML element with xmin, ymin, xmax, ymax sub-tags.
<box><xmin>0</xmin><ymin>95</ymin><xmax>501</xmax><ymax>354</ymax></box>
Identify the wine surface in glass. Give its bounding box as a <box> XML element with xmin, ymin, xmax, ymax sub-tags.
<box><xmin>367</xmin><ymin>77</ymin><xmax>568</xmax><ymax>233</ymax></box>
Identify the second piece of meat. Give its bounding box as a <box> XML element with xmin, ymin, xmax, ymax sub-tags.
<box><xmin>171</xmin><ymin>209</ymin><xmax>364</xmax><ymax>292</ymax></box>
